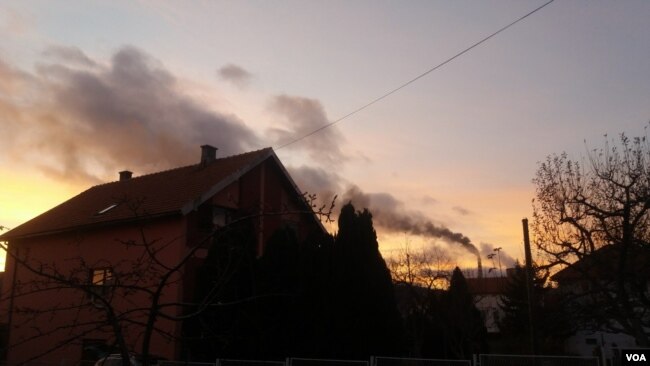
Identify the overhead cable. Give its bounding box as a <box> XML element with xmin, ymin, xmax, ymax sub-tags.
<box><xmin>276</xmin><ymin>0</ymin><xmax>555</xmax><ymax>150</ymax></box>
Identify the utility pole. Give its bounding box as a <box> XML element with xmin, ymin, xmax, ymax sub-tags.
<box><xmin>522</xmin><ymin>218</ymin><xmax>538</xmax><ymax>355</ymax></box>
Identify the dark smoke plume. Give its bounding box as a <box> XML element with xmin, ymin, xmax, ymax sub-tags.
<box><xmin>1</xmin><ymin>46</ymin><xmax>260</xmax><ymax>183</ymax></box>
<box><xmin>343</xmin><ymin>185</ymin><xmax>480</xmax><ymax>255</ymax></box>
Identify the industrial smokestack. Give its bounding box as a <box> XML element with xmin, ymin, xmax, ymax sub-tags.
<box><xmin>477</xmin><ymin>255</ymin><xmax>483</xmax><ymax>279</ymax></box>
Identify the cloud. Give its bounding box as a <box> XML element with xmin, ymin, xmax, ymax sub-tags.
<box><xmin>0</xmin><ymin>6</ymin><xmax>31</xmax><ymax>36</ymax></box>
<box><xmin>421</xmin><ymin>195</ymin><xmax>438</xmax><ymax>206</ymax></box>
<box><xmin>1</xmin><ymin>46</ymin><xmax>260</xmax><ymax>183</ymax></box>
<box><xmin>452</xmin><ymin>205</ymin><xmax>472</xmax><ymax>216</ymax></box>
<box><xmin>218</xmin><ymin>63</ymin><xmax>252</xmax><ymax>87</ymax></box>
<box><xmin>42</xmin><ymin>46</ymin><xmax>97</xmax><ymax>68</ymax></box>
<box><xmin>268</xmin><ymin>94</ymin><xmax>346</xmax><ymax>168</ymax></box>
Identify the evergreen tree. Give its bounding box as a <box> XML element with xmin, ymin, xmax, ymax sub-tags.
<box><xmin>330</xmin><ymin>202</ymin><xmax>404</xmax><ymax>358</ymax></box>
<box><xmin>498</xmin><ymin>264</ymin><xmax>572</xmax><ymax>353</ymax></box>
<box><xmin>440</xmin><ymin>267</ymin><xmax>487</xmax><ymax>359</ymax></box>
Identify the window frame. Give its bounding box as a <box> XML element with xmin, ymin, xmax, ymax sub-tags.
<box><xmin>89</xmin><ymin>267</ymin><xmax>116</xmax><ymax>297</ymax></box>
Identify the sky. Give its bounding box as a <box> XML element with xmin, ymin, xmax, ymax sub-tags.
<box><xmin>0</xmin><ymin>1</ymin><xmax>649</xmax><ymax>273</ymax></box>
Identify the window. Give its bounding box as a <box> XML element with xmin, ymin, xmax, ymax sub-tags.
<box><xmin>89</xmin><ymin>268</ymin><xmax>115</xmax><ymax>296</ymax></box>
<box><xmin>212</xmin><ymin>207</ymin><xmax>232</xmax><ymax>228</ymax></box>
<box><xmin>198</xmin><ymin>204</ymin><xmax>234</xmax><ymax>231</ymax></box>
<box><xmin>96</xmin><ymin>203</ymin><xmax>118</xmax><ymax>215</ymax></box>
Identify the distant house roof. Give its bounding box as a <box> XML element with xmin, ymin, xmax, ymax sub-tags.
<box><xmin>466</xmin><ymin>277</ymin><xmax>508</xmax><ymax>295</ymax></box>
<box><xmin>1</xmin><ymin>147</ymin><xmax>309</xmax><ymax>240</ymax></box>
<box><xmin>551</xmin><ymin>243</ymin><xmax>650</xmax><ymax>283</ymax></box>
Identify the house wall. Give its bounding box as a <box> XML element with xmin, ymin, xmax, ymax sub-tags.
<box><xmin>564</xmin><ymin>329</ymin><xmax>636</xmax><ymax>359</ymax></box>
<box><xmin>2</xmin><ymin>216</ymin><xmax>188</xmax><ymax>364</ymax></box>
<box><xmin>474</xmin><ymin>294</ymin><xmax>503</xmax><ymax>333</ymax></box>
<box><xmin>236</xmin><ymin>159</ymin><xmax>320</xmax><ymax>256</ymax></box>
<box><xmin>555</xmin><ymin>278</ymin><xmax>643</xmax><ymax>360</ymax></box>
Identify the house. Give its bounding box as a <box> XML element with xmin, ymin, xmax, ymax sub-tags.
<box><xmin>551</xmin><ymin>244</ymin><xmax>650</xmax><ymax>360</ymax></box>
<box><xmin>0</xmin><ymin>145</ymin><xmax>326</xmax><ymax>364</ymax></box>
<box><xmin>466</xmin><ymin>276</ymin><xmax>508</xmax><ymax>334</ymax></box>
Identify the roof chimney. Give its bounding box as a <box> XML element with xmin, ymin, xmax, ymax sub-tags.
<box><xmin>200</xmin><ymin>145</ymin><xmax>218</xmax><ymax>165</ymax></box>
<box><xmin>119</xmin><ymin>170</ymin><xmax>133</xmax><ymax>181</ymax></box>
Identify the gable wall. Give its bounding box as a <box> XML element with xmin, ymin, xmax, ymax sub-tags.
<box><xmin>2</xmin><ymin>216</ymin><xmax>188</xmax><ymax>364</ymax></box>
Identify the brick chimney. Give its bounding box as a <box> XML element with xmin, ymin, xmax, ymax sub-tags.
<box><xmin>200</xmin><ymin>145</ymin><xmax>218</xmax><ymax>165</ymax></box>
<box><xmin>119</xmin><ymin>170</ymin><xmax>133</xmax><ymax>181</ymax></box>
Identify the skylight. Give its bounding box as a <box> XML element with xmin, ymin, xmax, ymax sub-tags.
<box><xmin>96</xmin><ymin>203</ymin><xmax>118</xmax><ymax>215</ymax></box>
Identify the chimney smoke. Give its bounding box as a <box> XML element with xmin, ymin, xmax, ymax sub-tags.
<box><xmin>200</xmin><ymin>145</ymin><xmax>218</xmax><ymax>166</ymax></box>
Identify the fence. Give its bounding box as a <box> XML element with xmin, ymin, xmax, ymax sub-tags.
<box><xmin>161</xmin><ymin>362</ymin><xmax>216</xmax><ymax>366</ymax></box>
<box><xmin>372</xmin><ymin>356</ymin><xmax>471</xmax><ymax>366</ymax></box>
<box><xmin>478</xmin><ymin>354</ymin><xmax>600</xmax><ymax>366</ymax></box>
<box><xmin>217</xmin><ymin>360</ymin><xmax>285</xmax><ymax>366</ymax></box>
<box><xmin>6</xmin><ymin>354</ymin><xmax>608</xmax><ymax>366</ymax></box>
<box><xmin>287</xmin><ymin>358</ymin><xmax>369</xmax><ymax>366</ymax></box>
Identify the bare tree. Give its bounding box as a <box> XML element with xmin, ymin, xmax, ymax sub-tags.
<box><xmin>386</xmin><ymin>240</ymin><xmax>453</xmax><ymax>357</ymax></box>
<box><xmin>387</xmin><ymin>240</ymin><xmax>453</xmax><ymax>290</ymax></box>
<box><xmin>532</xmin><ymin>133</ymin><xmax>650</xmax><ymax>346</ymax></box>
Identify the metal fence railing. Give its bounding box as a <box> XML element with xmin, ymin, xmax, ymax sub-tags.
<box><xmin>287</xmin><ymin>358</ymin><xmax>369</xmax><ymax>366</ymax></box>
<box><xmin>160</xmin><ymin>361</ymin><xmax>216</xmax><ymax>366</ymax></box>
<box><xmin>4</xmin><ymin>354</ymin><xmax>608</xmax><ymax>366</ymax></box>
<box><xmin>372</xmin><ymin>356</ymin><xmax>471</xmax><ymax>366</ymax></box>
<box><xmin>478</xmin><ymin>354</ymin><xmax>600</xmax><ymax>366</ymax></box>
<box><xmin>217</xmin><ymin>360</ymin><xmax>285</xmax><ymax>366</ymax></box>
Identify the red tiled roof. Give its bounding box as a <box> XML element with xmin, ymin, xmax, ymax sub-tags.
<box><xmin>466</xmin><ymin>277</ymin><xmax>508</xmax><ymax>295</ymax></box>
<box><xmin>1</xmin><ymin>148</ymin><xmax>274</xmax><ymax>240</ymax></box>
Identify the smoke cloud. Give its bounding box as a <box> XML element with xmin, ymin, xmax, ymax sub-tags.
<box><xmin>480</xmin><ymin>242</ymin><xmax>516</xmax><ymax>270</ymax></box>
<box><xmin>1</xmin><ymin>44</ymin><xmax>491</xmax><ymax>267</ymax></box>
<box><xmin>343</xmin><ymin>185</ymin><xmax>479</xmax><ymax>257</ymax></box>
<box><xmin>287</xmin><ymin>165</ymin><xmax>342</xmax><ymax>207</ymax></box>
<box><xmin>268</xmin><ymin>94</ymin><xmax>346</xmax><ymax>168</ymax></box>
<box><xmin>1</xmin><ymin>46</ymin><xmax>260</xmax><ymax>183</ymax></box>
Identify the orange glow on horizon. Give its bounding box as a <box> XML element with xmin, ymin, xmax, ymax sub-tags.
<box><xmin>0</xmin><ymin>169</ymin><xmax>85</xmax><ymax>271</ymax></box>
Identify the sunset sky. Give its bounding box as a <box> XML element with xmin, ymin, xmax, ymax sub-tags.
<box><xmin>1</xmin><ymin>1</ymin><xmax>649</xmax><ymax>272</ymax></box>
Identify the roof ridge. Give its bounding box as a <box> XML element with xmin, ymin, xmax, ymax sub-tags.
<box><xmin>92</xmin><ymin>147</ymin><xmax>273</xmax><ymax>188</ymax></box>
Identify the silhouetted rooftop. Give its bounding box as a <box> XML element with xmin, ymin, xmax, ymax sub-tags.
<box><xmin>1</xmin><ymin>148</ymin><xmax>275</xmax><ymax>240</ymax></box>
<box><xmin>466</xmin><ymin>277</ymin><xmax>508</xmax><ymax>295</ymax></box>
<box><xmin>551</xmin><ymin>243</ymin><xmax>650</xmax><ymax>283</ymax></box>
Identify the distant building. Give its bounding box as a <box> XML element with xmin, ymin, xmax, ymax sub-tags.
<box><xmin>466</xmin><ymin>275</ymin><xmax>509</xmax><ymax>334</ymax></box>
<box><xmin>0</xmin><ymin>145</ymin><xmax>326</xmax><ymax>364</ymax></box>
<box><xmin>551</xmin><ymin>244</ymin><xmax>650</xmax><ymax>360</ymax></box>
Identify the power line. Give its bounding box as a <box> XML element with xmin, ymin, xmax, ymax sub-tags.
<box><xmin>276</xmin><ymin>0</ymin><xmax>555</xmax><ymax>150</ymax></box>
